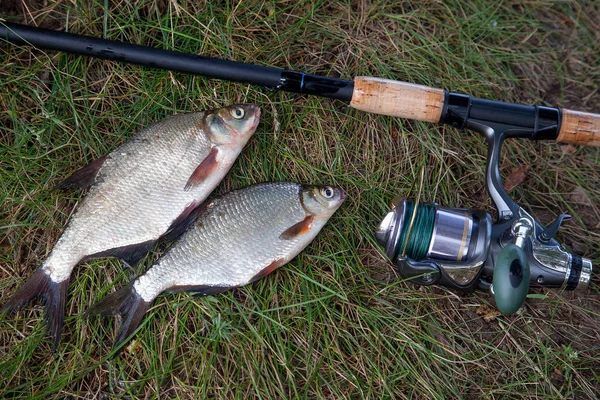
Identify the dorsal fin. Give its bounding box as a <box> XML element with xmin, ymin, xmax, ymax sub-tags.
<box><xmin>184</xmin><ymin>147</ymin><xmax>219</xmax><ymax>191</ymax></box>
<box><xmin>279</xmin><ymin>215</ymin><xmax>315</xmax><ymax>240</ymax></box>
<box><xmin>55</xmin><ymin>155</ymin><xmax>107</xmax><ymax>190</ymax></box>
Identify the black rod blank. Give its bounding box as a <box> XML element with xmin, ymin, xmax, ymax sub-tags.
<box><xmin>0</xmin><ymin>22</ymin><xmax>354</xmax><ymax>101</ymax></box>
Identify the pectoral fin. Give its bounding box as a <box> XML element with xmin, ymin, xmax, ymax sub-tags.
<box><xmin>279</xmin><ymin>215</ymin><xmax>315</xmax><ymax>240</ymax></box>
<box><xmin>56</xmin><ymin>155</ymin><xmax>107</xmax><ymax>190</ymax></box>
<box><xmin>184</xmin><ymin>147</ymin><xmax>219</xmax><ymax>191</ymax></box>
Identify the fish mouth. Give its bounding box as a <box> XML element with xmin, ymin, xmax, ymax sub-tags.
<box><xmin>338</xmin><ymin>187</ymin><xmax>347</xmax><ymax>202</ymax></box>
<box><xmin>250</xmin><ymin>106</ymin><xmax>261</xmax><ymax>130</ymax></box>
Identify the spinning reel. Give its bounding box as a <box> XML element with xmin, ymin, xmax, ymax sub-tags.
<box><xmin>375</xmin><ymin>99</ymin><xmax>593</xmax><ymax>314</ymax></box>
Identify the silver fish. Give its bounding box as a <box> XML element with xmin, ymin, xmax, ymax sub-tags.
<box><xmin>2</xmin><ymin>104</ymin><xmax>261</xmax><ymax>348</ymax></box>
<box><xmin>88</xmin><ymin>182</ymin><xmax>345</xmax><ymax>348</ymax></box>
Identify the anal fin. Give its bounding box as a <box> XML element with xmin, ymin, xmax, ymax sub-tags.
<box><xmin>279</xmin><ymin>215</ymin><xmax>315</xmax><ymax>240</ymax></box>
<box><xmin>55</xmin><ymin>155</ymin><xmax>107</xmax><ymax>190</ymax></box>
<box><xmin>162</xmin><ymin>200</ymin><xmax>212</xmax><ymax>243</ymax></box>
<box><xmin>85</xmin><ymin>239</ymin><xmax>156</xmax><ymax>269</ymax></box>
<box><xmin>168</xmin><ymin>285</ymin><xmax>233</xmax><ymax>297</ymax></box>
<box><xmin>184</xmin><ymin>147</ymin><xmax>219</xmax><ymax>191</ymax></box>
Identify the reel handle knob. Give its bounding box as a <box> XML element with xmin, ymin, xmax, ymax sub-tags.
<box><xmin>493</xmin><ymin>244</ymin><xmax>530</xmax><ymax>315</ymax></box>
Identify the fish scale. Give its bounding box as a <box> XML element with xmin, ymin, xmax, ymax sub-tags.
<box><xmin>2</xmin><ymin>104</ymin><xmax>261</xmax><ymax>349</ymax></box>
<box><xmin>88</xmin><ymin>182</ymin><xmax>346</xmax><ymax>349</ymax></box>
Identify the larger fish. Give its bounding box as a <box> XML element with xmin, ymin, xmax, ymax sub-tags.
<box><xmin>88</xmin><ymin>182</ymin><xmax>345</xmax><ymax>349</ymax></box>
<box><xmin>2</xmin><ymin>104</ymin><xmax>261</xmax><ymax>348</ymax></box>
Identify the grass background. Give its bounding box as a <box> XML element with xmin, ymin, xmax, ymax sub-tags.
<box><xmin>1</xmin><ymin>0</ymin><xmax>599</xmax><ymax>398</ymax></box>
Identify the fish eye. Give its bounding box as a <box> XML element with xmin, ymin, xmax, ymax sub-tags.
<box><xmin>230</xmin><ymin>107</ymin><xmax>245</xmax><ymax>119</ymax></box>
<box><xmin>320</xmin><ymin>187</ymin><xmax>335</xmax><ymax>199</ymax></box>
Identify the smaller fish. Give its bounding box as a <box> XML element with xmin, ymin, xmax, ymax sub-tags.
<box><xmin>87</xmin><ymin>182</ymin><xmax>345</xmax><ymax>349</ymax></box>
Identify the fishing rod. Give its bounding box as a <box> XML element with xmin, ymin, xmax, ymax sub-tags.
<box><xmin>1</xmin><ymin>22</ymin><xmax>599</xmax><ymax>148</ymax></box>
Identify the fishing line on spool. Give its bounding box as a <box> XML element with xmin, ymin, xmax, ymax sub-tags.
<box><xmin>397</xmin><ymin>168</ymin><xmax>435</xmax><ymax>261</ymax></box>
<box><xmin>398</xmin><ymin>201</ymin><xmax>436</xmax><ymax>260</ymax></box>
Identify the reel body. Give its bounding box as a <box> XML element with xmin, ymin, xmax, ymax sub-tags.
<box><xmin>375</xmin><ymin>199</ymin><xmax>592</xmax><ymax>310</ymax></box>
<box><xmin>375</xmin><ymin>103</ymin><xmax>593</xmax><ymax>314</ymax></box>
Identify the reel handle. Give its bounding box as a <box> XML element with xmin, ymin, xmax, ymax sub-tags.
<box><xmin>493</xmin><ymin>244</ymin><xmax>530</xmax><ymax>315</ymax></box>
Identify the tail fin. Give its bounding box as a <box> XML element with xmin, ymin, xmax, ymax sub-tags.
<box><xmin>86</xmin><ymin>284</ymin><xmax>150</xmax><ymax>349</ymax></box>
<box><xmin>1</xmin><ymin>268</ymin><xmax>69</xmax><ymax>350</ymax></box>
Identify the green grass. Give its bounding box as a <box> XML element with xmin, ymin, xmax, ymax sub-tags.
<box><xmin>1</xmin><ymin>0</ymin><xmax>599</xmax><ymax>398</ymax></box>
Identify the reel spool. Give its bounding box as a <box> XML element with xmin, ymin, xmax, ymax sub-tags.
<box><xmin>377</xmin><ymin>199</ymin><xmax>480</xmax><ymax>264</ymax></box>
<box><xmin>376</xmin><ymin>199</ymin><xmax>492</xmax><ymax>290</ymax></box>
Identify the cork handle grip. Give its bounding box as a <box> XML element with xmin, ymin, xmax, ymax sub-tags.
<box><xmin>557</xmin><ymin>109</ymin><xmax>600</xmax><ymax>147</ymax></box>
<box><xmin>350</xmin><ymin>77</ymin><xmax>445</xmax><ymax>123</ymax></box>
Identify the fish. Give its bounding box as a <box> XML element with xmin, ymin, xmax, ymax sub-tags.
<box><xmin>2</xmin><ymin>104</ymin><xmax>261</xmax><ymax>349</ymax></box>
<box><xmin>87</xmin><ymin>182</ymin><xmax>346</xmax><ymax>349</ymax></box>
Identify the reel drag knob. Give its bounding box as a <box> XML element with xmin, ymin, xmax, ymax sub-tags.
<box><xmin>492</xmin><ymin>217</ymin><xmax>533</xmax><ymax>315</ymax></box>
<box><xmin>493</xmin><ymin>244</ymin><xmax>530</xmax><ymax>315</ymax></box>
